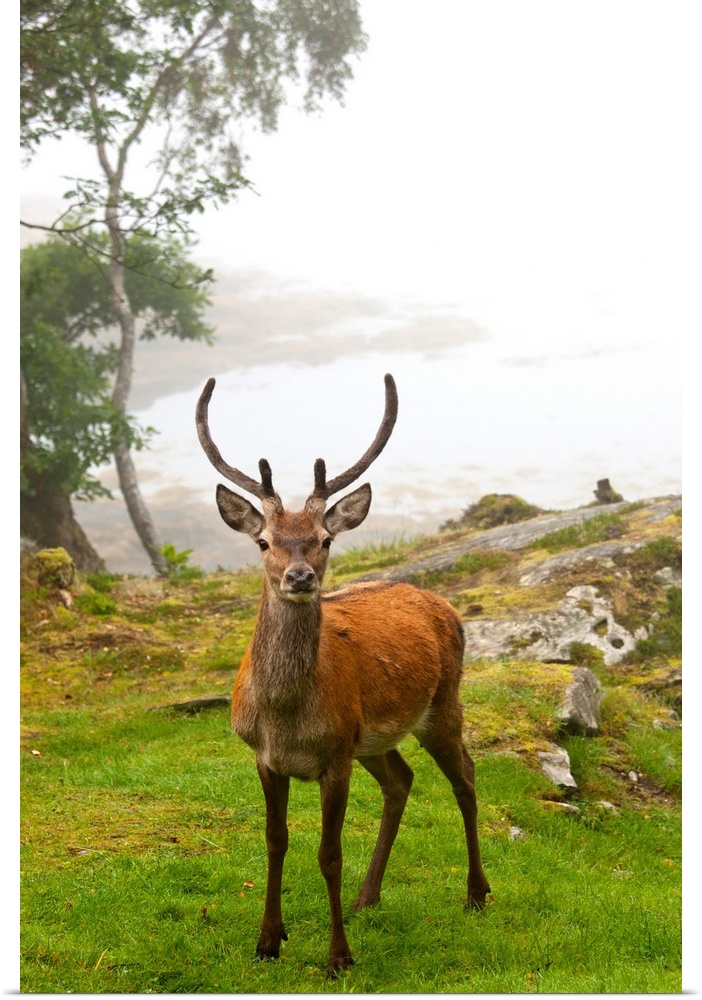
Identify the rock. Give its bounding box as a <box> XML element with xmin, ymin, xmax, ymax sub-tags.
<box><xmin>463</xmin><ymin>585</ymin><xmax>638</xmax><ymax>666</ymax></box>
<box><xmin>555</xmin><ymin>666</ymin><xmax>603</xmax><ymax>736</ymax></box>
<box><xmin>35</xmin><ymin>547</ymin><xmax>76</xmax><ymax>590</ymax></box>
<box><xmin>57</xmin><ymin>589</ymin><xmax>74</xmax><ymax>609</ymax></box>
<box><xmin>596</xmin><ymin>801</ymin><xmax>617</xmax><ymax>811</ymax></box>
<box><xmin>593</xmin><ymin>479</ymin><xmax>624</xmax><ymax>504</ymax></box>
<box><xmin>509</xmin><ymin>826</ymin><xmax>524</xmax><ymax>839</ymax></box>
<box><xmin>542</xmin><ymin>801</ymin><xmax>581</xmax><ymax>815</ymax></box>
<box><xmin>653</xmin><ymin>566</ymin><xmax>682</xmax><ymax>587</ymax></box>
<box><xmin>537</xmin><ymin>743</ymin><xmax>577</xmax><ymax>793</ymax></box>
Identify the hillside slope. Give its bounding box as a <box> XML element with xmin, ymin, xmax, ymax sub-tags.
<box><xmin>22</xmin><ymin>494</ymin><xmax>682</xmax><ymax>787</ymax></box>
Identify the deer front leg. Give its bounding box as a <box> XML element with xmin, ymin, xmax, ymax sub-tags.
<box><xmin>318</xmin><ymin>763</ymin><xmax>353</xmax><ymax>976</ymax></box>
<box><xmin>255</xmin><ymin>759</ymin><xmax>290</xmax><ymax>960</ymax></box>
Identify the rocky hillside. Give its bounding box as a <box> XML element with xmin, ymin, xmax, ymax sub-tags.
<box><xmin>20</xmin><ymin>493</ymin><xmax>682</xmax><ymax>808</ymax></box>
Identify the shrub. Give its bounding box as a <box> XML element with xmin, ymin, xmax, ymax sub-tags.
<box><xmin>626</xmin><ymin>536</ymin><xmax>682</xmax><ymax>574</ymax></box>
<box><xmin>85</xmin><ymin>571</ymin><xmax>122</xmax><ymax>593</ymax></box>
<box><xmin>74</xmin><ymin>591</ymin><xmax>117</xmax><ymax>616</ymax></box>
<box><xmin>442</xmin><ymin>494</ymin><xmax>543</xmax><ymax>532</ymax></box>
<box><xmin>159</xmin><ymin>543</ymin><xmax>204</xmax><ymax>582</ymax></box>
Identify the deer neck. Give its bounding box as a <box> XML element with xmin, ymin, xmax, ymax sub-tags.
<box><xmin>248</xmin><ymin>581</ymin><xmax>322</xmax><ymax>710</ymax></box>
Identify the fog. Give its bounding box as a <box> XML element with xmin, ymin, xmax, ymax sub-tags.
<box><xmin>20</xmin><ymin>1</ymin><xmax>691</xmax><ymax>574</ymax></box>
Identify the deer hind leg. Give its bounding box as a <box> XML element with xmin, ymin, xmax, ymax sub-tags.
<box><xmin>352</xmin><ymin>750</ymin><xmax>414</xmax><ymax>911</ymax></box>
<box><xmin>417</xmin><ymin>711</ymin><xmax>491</xmax><ymax>909</ymax></box>
<box><xmin>255</xmin><ymin>760</ymin><xmax>290</xmax><ymax>960</ymax></box>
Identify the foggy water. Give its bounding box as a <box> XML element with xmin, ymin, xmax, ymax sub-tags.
<box><xmin>133</xmin><ymin>339</ymin><xmax>681</xmax><ymax>528</ymax></box>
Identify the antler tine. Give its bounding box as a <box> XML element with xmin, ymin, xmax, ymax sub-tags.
<box><xmin>195</xmin><ymin>378</ymin><xmax>281</xmax><ymax>505</ymax></box>
<box><xmin>311</xmin><ymin>373</ymin><xmax>398</xmax><ymax>502</ymax></box>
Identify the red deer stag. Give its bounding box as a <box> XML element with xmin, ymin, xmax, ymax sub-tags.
<box><xmin>196</xmin><ymin>373</ymin><xmax>490</xmax><ymax>976</ymax></box>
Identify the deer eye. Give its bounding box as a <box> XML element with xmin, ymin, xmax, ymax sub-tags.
<box><xmin>322</xmin><ymin>537</ymin><xmax>332</xmax><ymax>550</ymax></box>
<box><xmin>257</xmin><ymin>538</ymin><xmax>269</xmax><ymax>551</ymax></box>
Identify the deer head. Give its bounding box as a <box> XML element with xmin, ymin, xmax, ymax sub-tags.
<box><xmin>195</xmin><ymin>374</ymin><xmax>398</xmax><ymax>602</ymax></box>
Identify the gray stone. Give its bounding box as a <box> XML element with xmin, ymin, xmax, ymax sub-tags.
<box><xmin>653</xmin><ymin>566</ymin><xmax>682</xmax><ymax>587</ymax></box>
<box><xmin>537</xmin><ymin>743</ymin><xmax>577</xmax><ymax>792</ymax></box>
<box><xmin>463</xmin><ymin>586</ymin><xmax>638</xmax><ymax>666</ymax></box>
<box><xmin>555</xmin><ymin>666</ymin><xmax>603</xmax><ymax>736</ymax></box>
<box><xmin>545</xmin><ymin>801</ymin><xmax>581</xmax><ymax>815</ymax></box>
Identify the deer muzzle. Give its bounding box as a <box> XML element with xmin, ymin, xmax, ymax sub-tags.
<box><xmin>281</xmin><ymin>565</ymin><xmax>318</xmax><ymax>601</ymax></box>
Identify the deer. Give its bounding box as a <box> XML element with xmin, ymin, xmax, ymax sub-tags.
<box><xmin>195</xmin><ymin>373</ymin><xmax>490</xmax><ymax>976</ymax></box>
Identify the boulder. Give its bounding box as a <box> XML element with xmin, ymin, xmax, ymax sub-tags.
<box><xmin>463</xmin><ymin>585</ymin><xmax>638</xmax><ymax>666</ymax></box>
<box><xmin>555</xmin><ymin>666</ymin><xmax>603</xmax><ymax>736</ymax></box>
<box><xmin>35</xmin><ymin>547</ymin><xmax>76</xmax><ymax>590</ymax></box>
<box><xmin>536</xmin><ymin>743</ymin><xmax>577</xmax><ymax>793</ymax></box>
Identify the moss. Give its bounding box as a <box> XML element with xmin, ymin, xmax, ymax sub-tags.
<box><xmin>153</xmin><ymin>598</ymin><xmax>189</xmax><ymax>619</ymax></box>
<box><xmin>569</xmin><ymin>643</ymin><xmax>606</xmax><ymax>671</ymax></box>
<box><xmin>462</xmin><ymin>659</ymin><xmax>574</xmax><ymax>757</ymax></box>
<box><xmin>35</xmin><ymin>547</ymin><xmax>76</xmax><ymax>589</ymax></box>
<box><xmin>450</xmin><ymin>579</ymin><xmax>563</xmax><ymax>620</ymax></box>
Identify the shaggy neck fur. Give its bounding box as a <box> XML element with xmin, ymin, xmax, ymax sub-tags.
<box><xmin>249</xmin><ymin>580</ymin><xmax>322</xmax><ymax>711</ymax></box>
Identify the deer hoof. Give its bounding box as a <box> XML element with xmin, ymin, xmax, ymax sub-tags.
<box><xmin>327</xmin><ymin>953</ymin><xmax>354</xmax><ymax>978</ymax></box>
<box><xmin>351</xmin><ymin>891</ymin><xmax>380</xmax><ymax>911</ymax></box>
<box><xmin>255</xmin><ymin>927</ymin><xmax>288</xmax><ymax>961</ymax></box>
<box><xmin>466</xmin><ymin>882</ymin><xmax>491</xmax><ymax>910</ymax></box>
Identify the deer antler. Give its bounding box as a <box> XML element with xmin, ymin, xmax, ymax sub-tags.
<box><xmin>196</xmin><ymin>378</ymin><xmax>283</xmax><ymax>510</ymax></box>
<box><xmin>306</xmin><ymin>373</ymin><xmax>398</xmax><ymax>507</ymax></box>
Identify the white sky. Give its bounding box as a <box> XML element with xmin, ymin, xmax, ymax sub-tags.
<box><xmin>190</xmin><ymin>0</ymin><xmax>698</xmax><ymax>324</ymax></box>
<box><xmin>18</xmin><ymin>0</ymin><xmax>695</xmax><ymax>565</ymax></box>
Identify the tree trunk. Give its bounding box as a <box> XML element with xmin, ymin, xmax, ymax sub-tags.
<box><xmin>113</xmin><ymin>439</ymin><xmax>169</xmax><ymax>575</ymax></box>
<box><xmin>20</xmin><ymin>376</ymin><xmax>106</xmax><ymax>574</ymax></box>
<box><xmin>104</xmin><ymin>171</ymin><xmax>169</xmax><ymax>577</ymax></box>
<box><xmin>21</xmin><ymin>478</ymin><xmax>106</xmax><ymax>574</ymax></box>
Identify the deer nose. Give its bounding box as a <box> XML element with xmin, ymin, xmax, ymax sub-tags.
<box><xmin>284</xmin><ymin>566</ymin><xmax>317</xmax><ymax>592</ymax></box>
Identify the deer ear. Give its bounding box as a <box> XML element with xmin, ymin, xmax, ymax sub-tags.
<box><xmin>216</xmin><ymin>484</ymin><xmax>264</xmax><ymax>538</ymax></box>
<box><xmin>324</xmin><ymin>484</ymin><xmax>372</xmax><ymax>536</ymax></box>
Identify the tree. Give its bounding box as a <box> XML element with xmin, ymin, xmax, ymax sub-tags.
<box><xmin>20</xmin><ymin>0</ymin><xmax>366</xmax><ymax>573</ymax></box>
<box><xmin>21</xmin><ymin>232</ymin><xmax>213</xmax><ymax>571</ymax></box>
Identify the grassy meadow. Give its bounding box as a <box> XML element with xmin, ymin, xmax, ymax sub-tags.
<box><xmin>20</xmin><ymin>515</ymin><xmax>683</xmax><ymax>993</ymax></box>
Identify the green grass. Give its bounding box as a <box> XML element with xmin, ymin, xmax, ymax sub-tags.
<box><xmin>324</xmin><ymin>535</ymin><xmax>427</xmax><ymax>584</ymax></box>
<box><xmin>530</xmin><ymin>513</ymin><xmax>626</xmax><ymax>553</ymax></box>
<box><xmin>21</xmin><ymin>703</ymin><xmax>681</xmax><ymax>993</ymax></box>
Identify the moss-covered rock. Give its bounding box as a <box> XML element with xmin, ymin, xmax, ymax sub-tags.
<box><xmin>35</xmin><ymin>547</ymin><xmax>76</xmax><ymax>590</ymax></box>
<box><xmin>447</xmin><ymin>493</ymin><xmax>544</xmax><ymax>531</ymax></box>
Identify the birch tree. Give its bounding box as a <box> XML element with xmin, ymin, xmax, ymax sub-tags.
<box><xmin>21</xmin><ymin>0</ymin><xmax>366</xmax><ymax>573</ymax></box>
